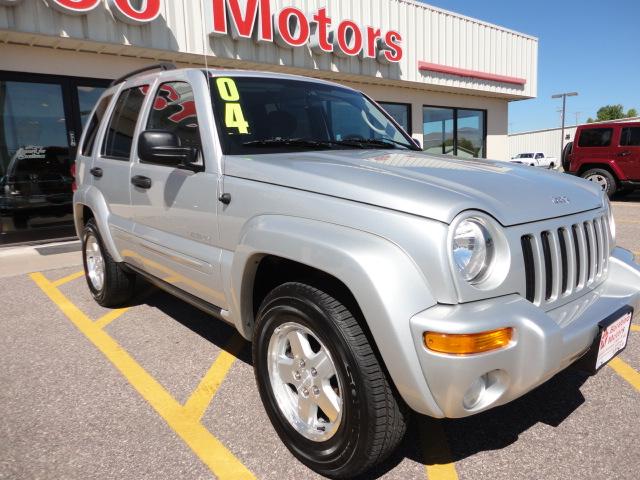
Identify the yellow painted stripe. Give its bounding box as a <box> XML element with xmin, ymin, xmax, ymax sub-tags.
<box><xmin>183</xmin><ymin>334</ymin><xmax>246</xmax><ymax>421</ymax></box>
<box><xmin>52</xmin><ymin>270</ymin><xmax>85</xmax><ymax>287</ymax></box>
<box><xmin>420</xmin><ymin>419</ymin><xmax>459</xmax><ymax>480</ymax></box>
<box><xmin>609</xmin><ymin>357</ymin><xmax>640</xmax><ymax>392</ymax></box>
<box><xmin>94</xmin><ymin>308</ymin><xmax>131</xmax><ymax>329</ymax></box>
<box><xmin>30</xmin><ymin>272</ymin><xmax>255</xmax><ymax>480</ymax></box>
<box><xmin>632</xmin><ymin>325</ymin><xmax>640</xmax><ymax>332</ymax></box>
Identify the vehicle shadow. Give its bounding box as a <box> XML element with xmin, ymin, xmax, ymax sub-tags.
<box><xmin>130</xmin><ymin>285</ymin><xmax>589</xmax><ymax>479</ymax></box>
<box><xmin>135</xmin><ymin>285</ymin><xmax>252</xmax><ymax>365</ymax></box>
<box><xmin>362</xmin><ymin>368</ymin><xmax>589</xmax><ymax>479</ymax></box>
<box><xmin>613</xmin><ymin>190</ymin><xmax>640</xmax><ymax>203</ymax></box>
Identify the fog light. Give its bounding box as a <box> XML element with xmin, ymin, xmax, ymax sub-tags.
<box><xmin>424</xmin><ymin>328</ymin><xmax>513</xmax><ymax>355</ymax></box>
<box><xmin>463</xmin><ymin>375</ymin><xmax>487</xmax><ymax>410</ymax></box>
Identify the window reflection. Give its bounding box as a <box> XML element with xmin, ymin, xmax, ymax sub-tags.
<box><xmin>423</xmin><ymin>106</ymin><xmax>485</xmax><ymax>158</ymax></box>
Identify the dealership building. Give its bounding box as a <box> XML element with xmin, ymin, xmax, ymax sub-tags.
<box><xmin>0</xmin><ymin>0</ymin><xmax>538</xmax><ymax>244</ymax></box>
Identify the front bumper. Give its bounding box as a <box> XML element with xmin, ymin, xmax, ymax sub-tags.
<box><xmin>409</xmin><ymin>247</ymin><xmax>640</xmax><ymax>418</ymax></box>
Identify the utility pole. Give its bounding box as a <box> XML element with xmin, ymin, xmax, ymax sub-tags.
<box><xmin>552</xmin><ymin>92</ymin><xmax>578</xmax><ymax>160</ymax></box>
<box><xmin>574</xmin><ymin>112</ymin><xmax>582</xmax><ymax>126</ymax></box>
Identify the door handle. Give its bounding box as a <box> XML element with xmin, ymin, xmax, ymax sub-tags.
<box><xmin>131</xmin><ymin>175</ymin><xmax>152</xmax><ymax>189</ymax></box>
<box><xmin>89</xmin><ymin>167</ymin><xmax>103</xmax><ymax>178</ymax></box>
<box><xmin>619</xmin><ymin>151</ymin><xmax>631</xmax><ymax>157</ymax></box>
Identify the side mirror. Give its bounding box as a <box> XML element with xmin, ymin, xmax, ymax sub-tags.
<box><xmin>138</xmin><ymin>130</ymin><xmax>197</xmax><ymax>166</ymax></box>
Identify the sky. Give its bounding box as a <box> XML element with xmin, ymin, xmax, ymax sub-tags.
<box><xmin>421</xmin><ymin>0</ymin><xmax>640</xmax><ymax>134</ymax></box>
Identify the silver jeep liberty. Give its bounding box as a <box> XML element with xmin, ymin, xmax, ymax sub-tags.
<box><xmin>74</xmin><ymin>65</ymin><xmax>640</xmax><ymax>478</ymax></box>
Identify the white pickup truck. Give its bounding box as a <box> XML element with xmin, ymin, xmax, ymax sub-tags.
<box><xmin>510</xmin><ymin>152</ymin><xmax>557</xmax><ymax>169</ymax></box>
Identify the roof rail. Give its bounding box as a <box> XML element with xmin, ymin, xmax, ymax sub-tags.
<box><xmin>109</xmin><ymin>62</ymin><xmax>177</xmax><ymax>87</ymax></box>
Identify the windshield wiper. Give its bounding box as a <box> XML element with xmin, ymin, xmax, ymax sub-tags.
<box><xmin>330</xmin><ymin>137</ymin><xmax>415</xmax><ymax>150</ymax></box>
<box><xmin>242</xmin><ymin>138</ymin><xmax>334</xmax><ymax>149</ymax></box>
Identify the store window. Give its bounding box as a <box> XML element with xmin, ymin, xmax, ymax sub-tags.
<box><xmin>423</xmin><ymin>106</ymin><xmax>486</xmax><ymax>158</ymax></box>
<box><xmin>378</xmin><ymin>102</ymin><xmax>411</xmax><ymax>133</ymax></box>
<box><xmin>0</xmin><ymin>72</ymin><xmax>110</xmax><ymax>244</ymax></box>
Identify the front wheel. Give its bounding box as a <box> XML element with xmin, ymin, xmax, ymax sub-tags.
<box><xmin>581</xmin><ymin>168</ymin><xmax>617</xmax><ymax>198</ymax></box>
<box><xmin>253</xmin><ymin>282</ymin><xmax>407</xmax><ymax>479</ymax></box>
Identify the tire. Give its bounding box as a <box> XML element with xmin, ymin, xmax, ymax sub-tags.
<box><xmin>561</xmin><ymin>141</ymin><xmax>573</xmax><ymax>171</ymax></box>
<box><xmin>548</xmin><ymin>162</ymin><xmax>555</xmax><ymax>169</ymax></box>
<box><xmin>253</xmin><ymin>282</ymin><xmax>407</xmax><ymax>479</ymax></box>
<box><xmin>82</xmin><ymin>218</ymin><xmax>135</xmax><ymax>307</ymax></box>
<box><xmin>581</xmin><ymin>168</ymin><xmax>617</xmax><ymax>198</ymax></box>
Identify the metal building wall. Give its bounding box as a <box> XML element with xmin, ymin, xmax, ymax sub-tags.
<box><xmin>508</xmin><ymin>117</ymin><xmax>640</xmax><ymax>159</ymax></box>
<box><xmin>0</xmin><ymin>0</ymin><xmax>537</xmax><ymax>99</ymax></box>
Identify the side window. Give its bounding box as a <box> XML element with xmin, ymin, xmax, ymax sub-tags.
<box><xmin>620</xmin><ymin>127</ymin><xmax>640</xmax><ymax>146</ymax></box>
<box><xmin>535</xmin><ymin>153</ymin><xmax>543</xmax><ymax>159</ymax></box>
<box><xmin>147</xmin><ymin>82</ymin><xmax>202</xmax><ymax>165</ymax></box>
<box><xmin>81</xmin><ymin>94</ymin><xmax>112</xmax><ymax>157</ymax></box>
<box><xmin>102</xmin><ymin>86</ymin><xmax>148</xmax><ymax>160</ymax></box>
<box><xmin>578</xmin><ymin>128</ymin><xmax>613</xmax><ymax>148</ymax></box>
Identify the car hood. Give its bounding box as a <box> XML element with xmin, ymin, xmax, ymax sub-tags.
<box><xmin>223</xmin><ymin>150</ymin><xmax>603</xmax><ymax>226</ymax></box>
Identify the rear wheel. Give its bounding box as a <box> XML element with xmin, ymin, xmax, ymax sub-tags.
<box><xmin>253</xmin><ymin>282</ymin><xmax>407</xmax><ymax>479</ymax></box>
<box><xmin>82</xmin><ymin>218</ymin><xmax>135</xmax><ymax>307</ymax></box>
<box><xmin>581</xmin><ymin>168</ymin><xmax>617</xmax><ymax>198</ymax></box>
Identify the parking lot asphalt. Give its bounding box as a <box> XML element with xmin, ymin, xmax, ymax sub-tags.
<box><xmin>1</xmin><ymin>193</ymin><xmax>639</xmax><ymax>480</ymax></box>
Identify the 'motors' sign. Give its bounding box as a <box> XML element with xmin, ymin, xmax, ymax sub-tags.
<box><xmin>3</xmin><ymin>0</ymin><xmax>403</xmax><ymax>63</ymax></box>
<box><xmin>208</xmin><ymin>0</ymin><xmax>403</xmax><ymax>63</ymax></box>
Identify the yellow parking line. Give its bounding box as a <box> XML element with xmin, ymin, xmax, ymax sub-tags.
<box><xmin>30</xmin><ymin>272</ymin><xmax>255</xmax><ymax>480</ymax></box>
<box><xmin>632</xmin><ymin>325</ymin><xmax>640</xmax><ymax>332</ymax></box>
<box><xmin>94</xmin><ymin>308</ymin><xmax>131</xmax><ymax>329</ymax></box>
<box><xmin>609</xmin><ymin>357</ymin><xmax>640</xmax><ymax>392</ymax></box>
<box><xmin>420</xmin><ymin>419</ymin><xmax>459</xmax><ymax>480</ymax></box>
<box><xmin>183</xmin><ymin>334</ymin><xmax>246</xmax><ymax>422</ymax></box>
<box><xmin>52</xmin><ymin>270</ymin><xmax>85</xmax><ymax>287</ymax></box>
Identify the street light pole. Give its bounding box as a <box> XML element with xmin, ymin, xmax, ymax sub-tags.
<box><xmin>552</xmin><ymin>92</ymin><xmax>578</xmax><ymax>164</ymax></box>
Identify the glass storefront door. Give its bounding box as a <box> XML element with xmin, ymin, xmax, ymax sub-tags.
<box><xmin>0</xmin><ymin>72</ymin><xmax>109</xmax><ymax>245</ymax></box>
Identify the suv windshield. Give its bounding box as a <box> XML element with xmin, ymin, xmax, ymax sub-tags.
<box><xmin>209</xmin><ymin>76</ymin><xmax>418</xmax><ymax>155</ymax></box>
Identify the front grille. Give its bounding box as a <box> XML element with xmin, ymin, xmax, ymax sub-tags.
<box><xmin>521</xmin><ymin>215</ymin><xmax>610</xmax><ymax>306</ymax></box>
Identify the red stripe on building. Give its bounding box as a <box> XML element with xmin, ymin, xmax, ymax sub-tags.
<box><xmin>418</xmin><ymin>61</ymin><xmax>526</xmax><ymax>86</ymax></box>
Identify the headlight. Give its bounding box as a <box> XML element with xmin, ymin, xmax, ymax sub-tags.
<box><xmin>604</xmin><ymin>196</ymin><xmax>616</xmax><ymax>243</ymax></box>
<box><xmin>452</xmin><ymin>218</ymin><xmax>495</xmax><ymax>283</ymax></box>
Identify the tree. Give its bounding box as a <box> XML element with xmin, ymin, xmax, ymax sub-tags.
<box><xmin>587</xmin><ymin>104</ymin><xmax>638</xmax><ymax>123</ymax></box>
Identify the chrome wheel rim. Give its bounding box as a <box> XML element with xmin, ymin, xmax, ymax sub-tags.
<box><xmin>85</xmin><ymin>234</ymin><xmax>105</xmax><ymax>291</ymax></box>
<box><xmin>267</xmin><ymin>321</ymin><xmax>343</xmax><ymax>442</ymax></box>
<box><xmin>586</xmin><ymin>174</ymin><xmax>609</xmax><ymax>191</ymax></box>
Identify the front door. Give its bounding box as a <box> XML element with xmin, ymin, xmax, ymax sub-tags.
<box><xmin>619</xmin><ymin>126</ymin><xmax>640</xmax><ymax>180</ymax></box>
<box><xmin>0</xmin><ymin>71</ymin><xmax>109</xmax><ymax>245</ymax></box>
<box><xmin>129</xmin><ymin>79</ymin><xmax>224</xmax><ymax>308</ymax></box>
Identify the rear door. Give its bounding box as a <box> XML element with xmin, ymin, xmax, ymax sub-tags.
<box><xmin>129</xmin><ymin>72</ymin><xmax>225</xmax><ymax>308</ymax></box>
<box><xmin>92</xmin><ymin>82</ymin><xmax>149</xmax><ymax>256</ymax></box>
<box><xmin>618</xmin><ymin>126</ymin><xmax>640</xmax><ymax>180</ymax></box>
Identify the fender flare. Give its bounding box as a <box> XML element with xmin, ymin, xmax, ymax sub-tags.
<box><xmin>228</xmin><ymin>214</ymin><xmax>444</xmax><ymax>416</ymax></box>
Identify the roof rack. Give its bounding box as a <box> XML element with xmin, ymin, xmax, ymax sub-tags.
<box><xmin>109</xmin><ymin>62</ymin><xmax>177</xmax><ymax>87</ymax></box>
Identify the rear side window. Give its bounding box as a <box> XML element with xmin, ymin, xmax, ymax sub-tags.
<box><xmin>81</xmin><ymin>95</ymin><xmax>112</xmax><ymax>156</ymax></box>
<box><xmin>578</xmin><ymin>128</ymin><xmax>613</xmax><ymax>147</ymax></box>
<box><xmin>102</xmin><ymin>86</ymin><xmax>148</xmax><ymax>160</ymax></box>
<box><xmin>620</xmin><ymin>127</ymin><xmax>640</xmax><ymax>146</ymax></box>
<box><xmin>147</xmin><ymin>82</ymin><xmax>202</xmax><ymax>155</ymax></box>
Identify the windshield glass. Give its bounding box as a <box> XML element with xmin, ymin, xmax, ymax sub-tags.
<box><xmin>516</xmin><ymin>153</ymin><xmax>533</xmax><ymax>158</ymax></box>
<box><xmin>209</xmin><ymin>76</ymin><xmax>417</xmax><ymax>155</ymax></box>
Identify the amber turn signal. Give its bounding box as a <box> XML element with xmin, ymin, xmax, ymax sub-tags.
<box><xmin>424</xmin><ymin>328</ymin><xmax>513</xmax><ymax>355</ymax></box>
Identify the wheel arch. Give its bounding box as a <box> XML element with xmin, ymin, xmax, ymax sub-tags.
<box><xmin>227</xmin><ymin>215</ymin><xmax>443</xmax><ymax>416</ymax></box>
<box><xmin>576</xmin><ymin>162</ymin><xmax>626</xmax><ymax>181</ymax></box>
<box><xmin>73</xmin><ymin>186</ymin><xmax>122</xmax><ymax>262</ymax></box>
